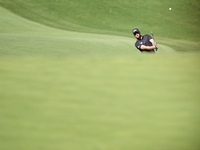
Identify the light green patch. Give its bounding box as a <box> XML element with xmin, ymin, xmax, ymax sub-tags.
<box><xmin>0</xmin><ymin>55</ymin><xmax>200</xmax><ymax>150</ymax></box>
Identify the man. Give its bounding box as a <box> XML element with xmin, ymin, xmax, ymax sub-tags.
<box><xmin>132</xmin><ymin>28</ymin><xmax>158</xmax><ymax>52</ymax></box>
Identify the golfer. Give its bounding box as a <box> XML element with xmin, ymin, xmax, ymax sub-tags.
<box><xmin>132</xmin><ymin>28</ymin><xmax>158</xmax><ymax>52</ymax></box>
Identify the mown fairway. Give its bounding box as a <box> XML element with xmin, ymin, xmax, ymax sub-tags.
<box><xmin>0</xmin><ymin>0</ymin><xmax>200</xmax><ymax>150</ymax></box>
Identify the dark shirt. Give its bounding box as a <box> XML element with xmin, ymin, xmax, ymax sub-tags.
<box><xmin>135</xmin><ymin>34</ymin><xmax>154</xmax><ymax>52</ymax></box>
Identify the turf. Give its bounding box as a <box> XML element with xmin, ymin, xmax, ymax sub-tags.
<box><xmin>0</xmin><ymin>0</ymin><xmax>199</xmax><ymax>52</ymax></box>
<box><xmin>0</xmin><ymin>0</ymin><xmax>199</xmax><ymax>41</ymax></box>
<box><xmin>0</xmin><ymin>0</ymin><xmax>200</xmax><ymax>150</ymax></box>
<box><xmin>0</xmin><ymin>55</ymin><xmax>200</xmax><ymax>150</ymax></box>
<box><xmin>0</xmin><ymin>6</ymin><xmax>174</xmax><ymax>56</ymax></box>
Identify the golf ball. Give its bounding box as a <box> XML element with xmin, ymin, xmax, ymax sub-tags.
<box><xmin>169</xmin><ymin>8</ymin><xmax>172</xmax><ymax>10</ymax></box>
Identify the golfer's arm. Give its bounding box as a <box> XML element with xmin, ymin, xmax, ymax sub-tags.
<box><xmin>150</xmin><ymin>39</ymin><xmax>157</xmax><ymax>47</ymax></box>
<box><xmin>141</xmin><ymin>45</ymin><xmax>156</xmax><ymax>50</ymax></box>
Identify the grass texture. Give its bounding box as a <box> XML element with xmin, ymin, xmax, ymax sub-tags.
<box><xmin>0</xmin><ymin>0</ymin><xmax>200</xmax><ymax>150</ymax></box>
<box><xmin>0</xmin><ymin>55</ymin><xmax>200</xmax><ymax>150</ymax></box>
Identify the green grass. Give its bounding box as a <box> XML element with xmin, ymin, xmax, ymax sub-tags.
<box><xmin>0</xmin><ymin>55</ymin><xmax>200</xmax><ymax>150</ymax></box>
<box><xmin>0</xmin><ymin>0</ymin><xmax>200</xmax><ymax>150</ymax></box>
<box><xmin>0</xmin><ymin>0</ymin><xmax>199</xmax><ymax>41</ymax></box>
<box><xmin>0</xmin><ymin>6</ymin><xmax>175</xmax><ymax>56</ymax></box>
<box><xmin>0</xmin><ymin>0</ymin><xmax>199</xmax><ymax>52</ymax></box>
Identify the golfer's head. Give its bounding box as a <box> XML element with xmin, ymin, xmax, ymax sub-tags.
<box><xmin>132</xmin><ymin>28</ymin><xmax>140</xmax><ymax>38</ymax></box>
